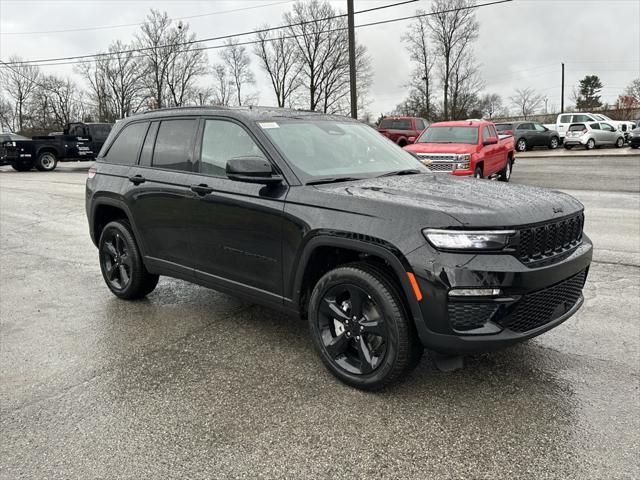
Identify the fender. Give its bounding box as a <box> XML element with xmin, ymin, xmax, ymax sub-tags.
<box><xmin>289</xmin><ymin>232</ymin><xmax>425</xmax><ymax>326</ymax></box>
<box><xmin>89</xmin><ymin>196</ymin><xmax>148</xmax><ymax>257</ymax></box>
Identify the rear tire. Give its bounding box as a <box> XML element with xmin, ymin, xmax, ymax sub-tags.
<box><xmin>549</xmin><ymin>136</ymin><xmax>559</xmax><ymax>149</ymax></box>
<box><xmin>98</xmin><ymin>219</ymin><xmax>159</xmax><ymax>300</ymax></box>
<box><xmin>11</xmin><ymin>160</ymin><xmax>33</xmax><ymax>172</ymax></box>
<box><xmin>35</xmin><ymin>152</ymin><xmax>57</xmax><ymax>171</ymax></box>
<box><xmin>586</xmin><ymin>139</ymin><xmax>596</xmax><ymax>150</ymax></box>
<box><xmin>499</xmin><ymin>159</ymin><xmax>512</xmax><ymax>182</ymax></box>
<box><xmin>308</xmin><ymin>263</ymin><xmax>422</xmax><ymax>390</ymax></box>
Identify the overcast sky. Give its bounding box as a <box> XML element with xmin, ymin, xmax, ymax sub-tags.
<box><xmin>1</xmin><ymin>0</ymin><xmax>639</xmax><ymax>116</ymax></box>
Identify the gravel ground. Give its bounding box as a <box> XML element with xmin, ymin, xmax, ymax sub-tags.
<box><xmin>1</xmin><ymin>154</ymin><xmax>639</xmax><ymax>479</ymax></box>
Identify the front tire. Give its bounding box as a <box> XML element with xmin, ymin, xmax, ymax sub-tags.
<box><xmin>308</xmin><ymin>263</ymin><xmax>422</xmax><ymax>390</ymax></box>
<box><xmin>615</xmin><ymin>137</ymin><xmax>624</xmax><ymax>148</ymax></box>
<box><xmin>474</xmin><ymin>166</ymin><xmax>483</xmax><ymax>179</ymax></box>
<box><xmin>516</xmin><ymin>138</ymin><xmax>527</xmax><ymax>152</ymax></box>
<box><xmin>11</xmin><ymin>160</ymin><xmax>33</xmax><ymax>171</ymax></box>
<box><xmin>35</xmin><ymin>152</ymin><xmax>57</xmax><ymax>171</ymax></box>
<box><xmin>99</xmin><ymin>220</ymin><xmax>159</xmax><ymax>300</ymax></box>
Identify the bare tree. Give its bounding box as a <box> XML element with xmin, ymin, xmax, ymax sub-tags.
<box><xmin>284</xmin><ymin>0</ymin><xmax>341</xmax><ymax>111</ymax></box>
<box><xmin>0</xmin><ymin>55</ymin><xmax>41</xmax><ymax>131</ymax></box>
<box><xmin>402</xmin><ymin>13</ymin><xmax>436</xmax><ymax>119</ymax></box>
<box><xmin>284</xmin><ymin>0</ymin><xmax>370</xmax><ymax>115</ymax></box>
<box><xmin>210</xmin><ymin>64</ymin><xmax>235</xmax><ymax>106</ymax></box>
<box><xmin>447</xmin><ymin>50</ymin><xmax>484</xmax><ymax>119</ymax></box>
<box><xmin>221</xmin><ymin>38</ymin><xmax>255</xmax><ymax>106</ymax></box>
<box><xmin>477</xmin><ymin>93</ymin><xmax>504</xmax><ymax>119</ymax></box>
<box><xmin>135</xmin><ymin>10</ymin><xmax>178</xmax><ymax>109</ymax></box>
<box><xmin>0</xmin><ymin>95</ymin><xmax>14</xmax><ymax>131</ymax></box>
<box><xmin>42</xmin><ymin>75</ymin><xmax>80</xmax><ymax>127</ymax></box>
<box><xmin>76</xmin><ymin>57</ymin><xmax>112</xmax><ymax>121</ymax></box>
<box><xmin>624</xmin><ymin>78</ymin><xmax>640</xmax><ymax>101</ymax></box>
<box><xmin>165</xmin><ymin>24</ymin><xmax>208</xmax><ymax>107</ymax></box>
<box><xmin>254</xmin><ymin>27</ymin><xmax>301</xmax><ymax>107</ymax></box>
<box><xmin>427</xmin><ymin>0</ymin><xmax>479</xmax><ymax>119</ymax></box>
<box><xmin>510</xmin><ymin>88</ymin><xmax>543</xmax><ymax>119</ymax></box>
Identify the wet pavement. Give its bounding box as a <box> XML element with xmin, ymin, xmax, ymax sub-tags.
<box><xmin>1</xmin><ymin>156</ymin><xmax>639</xmax><ymax>479</ymax></box>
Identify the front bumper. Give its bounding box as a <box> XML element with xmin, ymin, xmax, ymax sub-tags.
<box><xmin>404</xmin><ymin>236</ymin><xmax>593</xmax><ymax>353</ymax></box>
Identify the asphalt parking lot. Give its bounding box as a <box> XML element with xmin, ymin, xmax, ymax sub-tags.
<box><xmin>1</xmin><ymin>153</ymin><xmax>639</xmax><ymax>479</ymax></box>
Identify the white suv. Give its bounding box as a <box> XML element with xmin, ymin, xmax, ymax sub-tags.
<box><xmin>563</xmin><ymin>121</ymin><xmax>625</xmax><ymax>150</ymax></box>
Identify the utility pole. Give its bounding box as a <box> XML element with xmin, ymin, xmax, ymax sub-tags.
<box><xmin>347</xmin><ymin>0</ymin><xmax>357</xmax><ymax>119</ymax></box>
<box><xmin>561</xmin><ymin>62</ymin><xmax>565</xmax><ymax>113</ymax></box>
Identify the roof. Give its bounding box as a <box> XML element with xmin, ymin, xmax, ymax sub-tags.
<box><xmin>429</xmin><ymin>120</ymin><xmax>490</xmax><ymax>127</ymax></box>
<box><xmin>130</xmin><ymin>105</ymin><xmax>352</xmax><ymax>123</ymax></box>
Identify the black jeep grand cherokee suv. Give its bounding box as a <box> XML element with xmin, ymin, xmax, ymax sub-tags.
<box><xmin>86</xmin><ymin>107</ymin><xmax>592</xmax><ymax>390</ymax></box>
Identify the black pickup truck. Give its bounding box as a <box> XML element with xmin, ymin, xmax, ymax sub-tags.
<box><xmin>1</xmin><ymin>122</ymin><xmax>112</xmax><ymax>172</ymax></box>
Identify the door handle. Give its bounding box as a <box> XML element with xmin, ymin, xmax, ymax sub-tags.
<box><xmin>129</xmin><ymin>174</ymin><xmax>146</xmax><ymax>185</ymax></box>
<box><xmin>190</xmin><ymin>184</ymin><xmax>214</xmax><ymax>196</ymax></box>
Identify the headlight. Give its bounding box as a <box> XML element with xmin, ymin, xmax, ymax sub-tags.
<box><xmin>455</xmin><ymin>153</ymin><xmax>471</xmax><ymax>170</ymax></box>
<box><xmin>423</xmin><ymin>229</ymin><xmax>515</xmax><ymax>250</ymax></box>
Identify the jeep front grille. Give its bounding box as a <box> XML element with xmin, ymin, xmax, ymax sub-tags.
<box><xmin>517</xmin><ymin>213</ymin><xmax>584</xmax><ymax>265</ymax></box>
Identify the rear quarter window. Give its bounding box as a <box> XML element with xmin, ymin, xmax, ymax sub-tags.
<box><xmin>103</xmin><ymin>122</ymin><xmax>149</xmax><ymax>165</ymax></box>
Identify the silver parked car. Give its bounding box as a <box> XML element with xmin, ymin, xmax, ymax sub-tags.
<box><xmin>563</xmin><ymin>121</ymin><xmax>625</xmax><ymax>150</ymax></box>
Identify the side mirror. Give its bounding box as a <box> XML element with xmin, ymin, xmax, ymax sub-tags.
<box><xmin>226</xmin><ymin>157</ymin><xmax>283</xmax><ymax>185</ymax></box>
<box><xmin>482</xmin><ymin>137</ymin><xmax>498</xmax><ymax>146</ymax></box>
<box><xmin>408</xmin><ymin>136</ymin><xmax>417</xmax><ymax>143</ymax></box>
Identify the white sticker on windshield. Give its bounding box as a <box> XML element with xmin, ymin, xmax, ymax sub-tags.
<box><xmin>258</xmin><ymin>122</ymin><xmax>280</xmax><ymax>129</ymax></box>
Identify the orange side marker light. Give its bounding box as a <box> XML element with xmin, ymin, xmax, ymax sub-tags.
<box><xmin>406</xmin><ymin>272</ymin><xmax>423</xmax><ymax>301</ymax></box>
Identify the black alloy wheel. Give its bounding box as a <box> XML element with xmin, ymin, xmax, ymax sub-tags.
<box><xmin>101</xmin><ymin>230</ymin><xmax>132</xmax><ymax>291</ymax></box>
<box><xmin>99</xmin><ymin>220</ymin><xmax>159</xmax><ymax>299</ymax></box>
<box><xmin>309</xmin><ymin>263</ymin><xmax>422</xmax><ymax>390</ymax></box>
<box><xmin>317</xmin><ymin>283</ymin><xmax>388</xmax><ymax>375</ymax></box>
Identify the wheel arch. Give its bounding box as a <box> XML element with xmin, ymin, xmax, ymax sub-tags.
<box><xmin>90</xmin><ymin>197</ymin><xmax>146</xmax><ymax>256</ymax></box>
<box><xmin>35</xmin><ymin>146</ymin><xmax>60</xmax><ymax>159</ymax></box>
<box><xmin>289</xmin><ymin>233</ymin><xmax>424</xmax><ymax>326</ymax></box>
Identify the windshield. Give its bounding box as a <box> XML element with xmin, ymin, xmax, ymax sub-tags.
<box><xmin>259</xmin><ymin>119</ymin><xmax>427</xmax><ymax>182</ymax></box>
<box><xmin>417</xmin><ymin>126</ymin><xmax>478</xmax><ymax>144</ymax></box>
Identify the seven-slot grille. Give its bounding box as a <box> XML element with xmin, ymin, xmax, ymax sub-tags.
<box><xmin>517</xmin><ymin>213</ymin><xmax>584</xmax><ymax>264</ymax></box>
<box><xmin>497</xmin><ymin>270</ymin><xmax>587</xmax><ymax>333</ymax></box>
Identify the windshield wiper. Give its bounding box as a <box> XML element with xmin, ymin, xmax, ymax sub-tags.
<box><xmin>376</xmin><ymin>169</ymin><xmax>422</xmax><ymax>178</ymax></box>
<box><xmin>306</xmin><ymin>176</ymin><xmax>363</xmax><ymax>185</ymax></box>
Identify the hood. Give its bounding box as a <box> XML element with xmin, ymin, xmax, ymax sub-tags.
<box><xmin>314</xmin><ymin>173</ymin><xmax>583</xmax><ymax>228</ymax></box>
<box><xmin>404</xmin><ymin>142</ymin><xmax>477</xmax><ymax>155</ymax></box>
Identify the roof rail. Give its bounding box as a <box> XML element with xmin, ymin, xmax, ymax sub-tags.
<box><xmin>142</xmin><ymin>105</ymin><xmax>232</xmax><ymax>114</ymax></box>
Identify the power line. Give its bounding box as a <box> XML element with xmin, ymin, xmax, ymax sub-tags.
<box><xmin>1</xmin><ymin>0</ymin><xmax>419</xmax><ymax>66</ymax></box>
<box><xmin>0</xmin><ymin>59</ymin><xmax>99</xmax><ymax>110</ymax></box>
<box><xmin>0</xmin><ymin>1</ymin><xmax>296</xmax><ymax>36</ymax></box>
<box><xmin>1</xmin><ymin>0</ymin><xmax>512</xmax><ymax>69</ymax></box>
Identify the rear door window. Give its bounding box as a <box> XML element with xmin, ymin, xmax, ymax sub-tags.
<box><xmin>103</xmin><ymin>121</ymin><xmax>149</xmax><ymax>165</ymax></box>
<box><xmin>590</xmin><ymin>123</ymin><xmax>600</xmax><ymax>130</ymax></box>
<box><xmin>573</xmin><ymin>115</ymin><xmax>592</xmax><ymax>122</ymax></box>
<box><xmin>533</xmin><ymin>123</ymin><xmax>546</xmax><ymax>132</ymax></box>
<box><xmin>516</xmin><ymin>123</ymin><xmax>533</xmax><ymax>130</ymax></box>
<box><xmin>152</xmin><ymin>119</ymin><xmax>197</xmax><ymax>171</ymax></box>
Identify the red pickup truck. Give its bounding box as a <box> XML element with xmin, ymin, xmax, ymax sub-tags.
<box><xmin>377</xmin><ymin>116</ymin><xmax>428</xmax><ymax>147</ymax></box>
<box><xmin>403</xmin><ymin>120</ymin><xmax>515</xmax><ymax>181</ymax></box>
